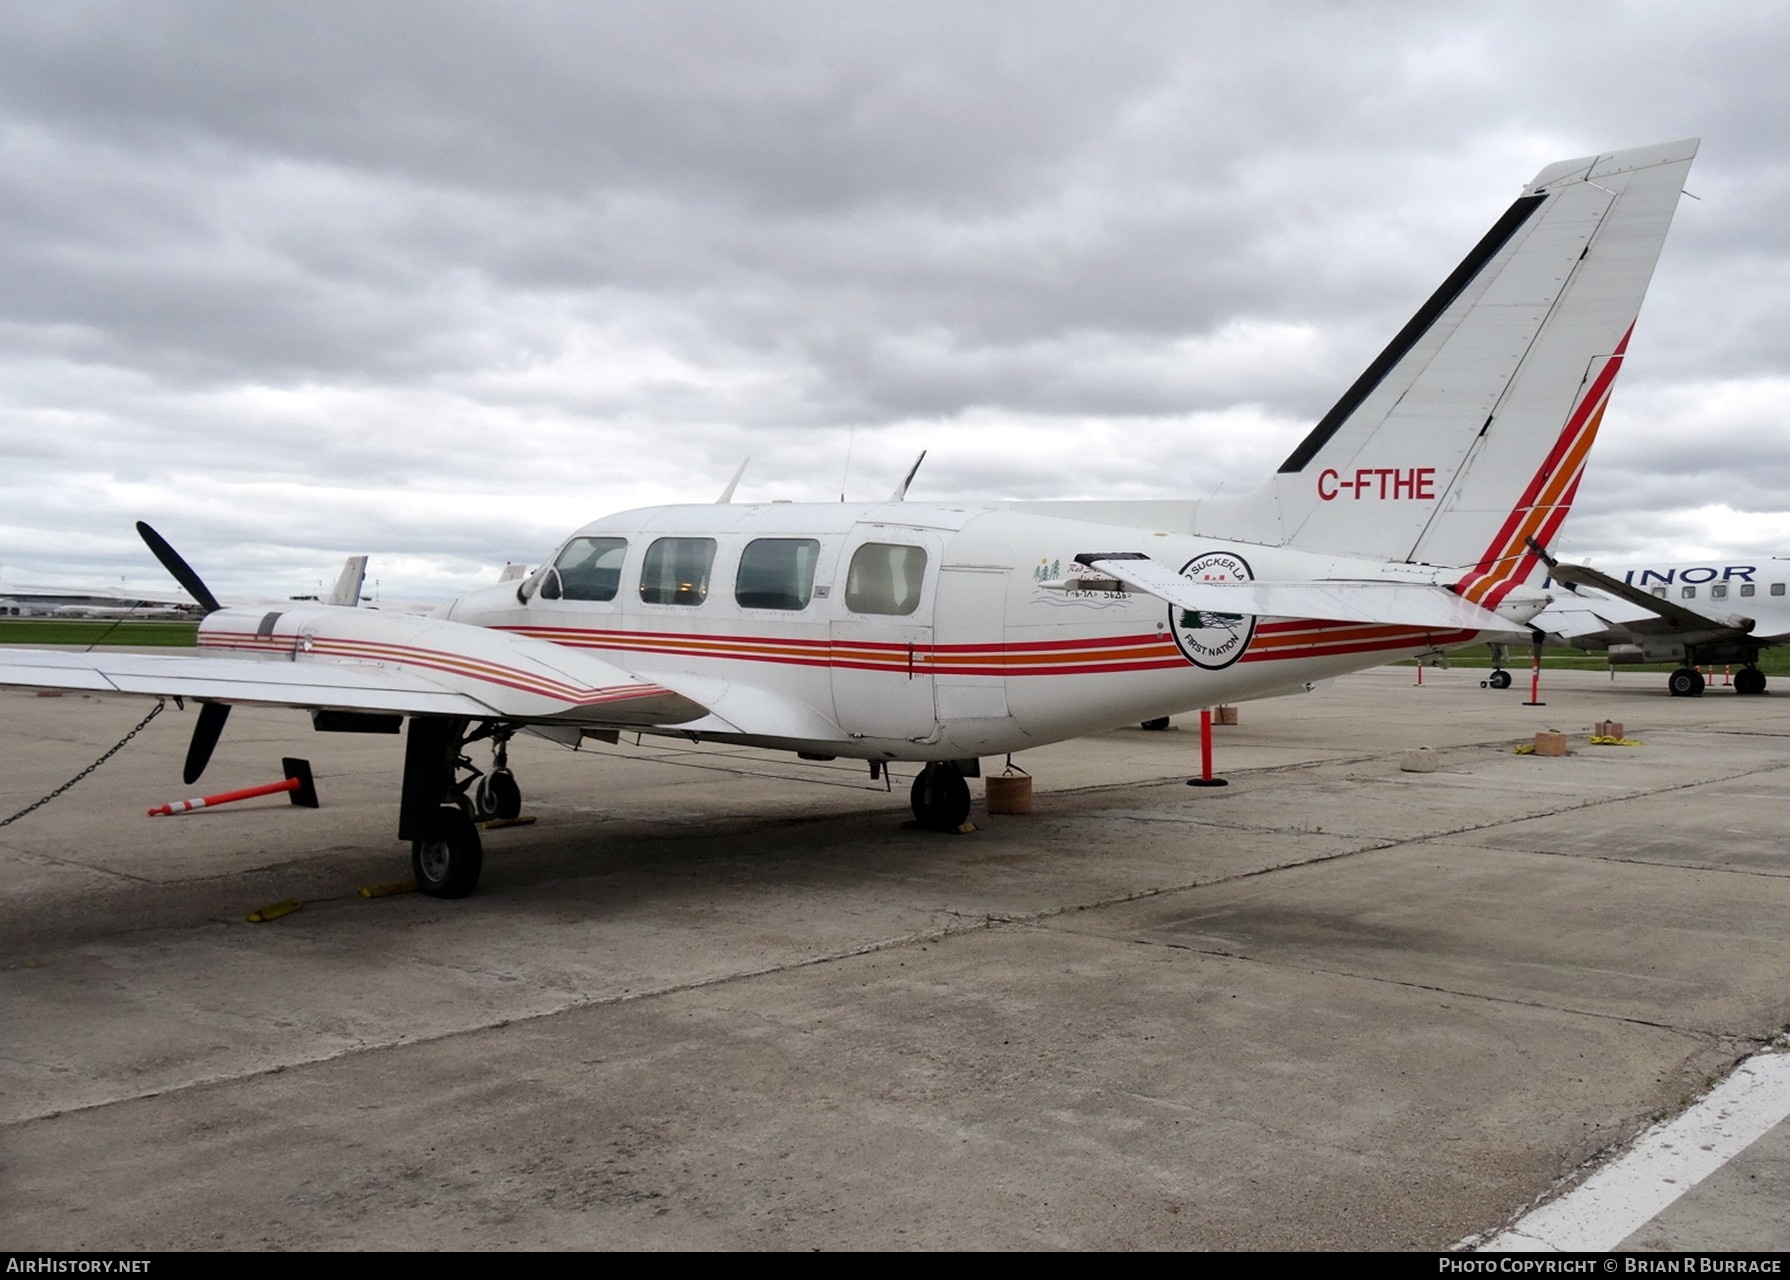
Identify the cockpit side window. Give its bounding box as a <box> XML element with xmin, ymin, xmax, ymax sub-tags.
<box><xmin>640</xmin><ymin>537</ymin><xmax>717</xmax><ymax>606</ymax></box>
<box><xmin>540</xmin><ymin>537</ymin><xmax>627</xmax><ymax>601</ymax></box>
<box><xmin>844</xmin><ymin>543</ymin><xmax>927</xmax><ymax>616</ymax></box>
<box><xmin>736</xmin><ymin>538</ymin><xmax>820</xmax><ymax>610</ymax></box>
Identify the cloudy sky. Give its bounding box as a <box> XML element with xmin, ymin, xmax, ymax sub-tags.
<box><xmin>1</xmin><ymin>1</ymin><xmax>1785</xmax><ymax>602</ymax></box>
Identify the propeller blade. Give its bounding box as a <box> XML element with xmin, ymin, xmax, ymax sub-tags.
<box><xmin>183</xmin><ymin>702</ymin><xmax>231</xmax><ymax>785</ymax></box>
<box><xmin>135</xmin><ymin>521</ymin><xmax>222</xmax><ymax>614</ymax></box>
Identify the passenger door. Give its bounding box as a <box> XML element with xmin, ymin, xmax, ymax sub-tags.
<box><xmin>829</xmin><ymin>530</ymin><xmax>939</xmax><ymax>742</ymax></box>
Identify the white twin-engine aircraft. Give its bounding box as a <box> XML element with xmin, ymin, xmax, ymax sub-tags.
<box><xmin>0</xmin><ymin>139</ymin><xmax>1698</xmax><ymax>897</ymax></box>
<box><xmin>1528</xmin><ymin>556</ymin><xmax>1790</xmax><ymax>697</ymax></box>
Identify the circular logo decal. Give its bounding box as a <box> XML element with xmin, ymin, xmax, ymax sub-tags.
<box><xmin>1169</xmin><ymin>552</ymin><xmax>1255</xmax><ymax>669</ymax></box>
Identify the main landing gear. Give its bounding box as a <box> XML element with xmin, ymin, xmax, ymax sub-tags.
<box><xmin>1668</xmin><ymin>667</ymin><xmax>1706</xmax><ymax>698</ymax></box>
<box><xmin>402</xmin><ymin>718</ymin><xmax>524</xmax><ymax>898</ymax></box>
<box><xmin>1668</xmin><ymin>659</ymin><xmax>1767</xmax><ymax>697</ymax></box>
<box><xmin>412</xmin><ymin>805</ymin><xmax>483</xmax><ymax>899</ymax></box>
<box><xmin>910</xmin><ymin>762</ymin><xmax>971</xmax><ymax>832</ymax></box>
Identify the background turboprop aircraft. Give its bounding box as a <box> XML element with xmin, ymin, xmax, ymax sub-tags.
<box><xmin>0</xmin><ymin>556</ymin><xmax>368</xmax><ymax>619</ymax></box>
<box><xmin>0</xmin><ymin>139</ymin><xmax>1699</xmax><ymax>899</ymax></box>
<box><xmin>1527</xmin><ymin>558</ymin><xmax>1790</xmax><ymax>696</ymax></box>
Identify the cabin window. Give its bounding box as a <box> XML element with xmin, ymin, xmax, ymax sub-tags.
<box><xmin>845</xmin><ymin>542</ymin><xmax>927</xmax><ymax>616</ymax></box>
<box><xmin>541</xmin><ymin>537</ymin><xmax>627</xmax><ymax>601</ymax></box>
<box><xmin>1741</xmin><ymin>584</ymin><xmax>1756</xmax><ymax>597</ymax></box>
<box><xmin>735</xmin><ymin>538</ymin><xmax>820</xmax><ymax>610</ymax></box>
<box><xmin>640</xmin><ymin>537</ymin><xmax>716</xmax><ymax>606</ymax></box>
<box><xmin>1682</xmin><ymin>586</ymin><xmax>1697</xmax><ymax>599</ymax></box>
<box><xmin>1712</xmin><ymin>584</ymin><xmax>1728</xmax><ymax>600</ymax></box>
<box><xmin>1651</xmin><ymin>587</ymin><xmax>1667</xmax><ymax>598</ymax></box>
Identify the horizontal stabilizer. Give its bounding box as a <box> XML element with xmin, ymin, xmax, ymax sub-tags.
<box><xmin>1070</xmin><ymin>554</ymin><xmax>1516</xmax><ymax>631</ymax></box>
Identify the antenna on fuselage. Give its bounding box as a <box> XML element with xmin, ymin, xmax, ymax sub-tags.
<box><xmin>841</xmin><ymin>426</ymin><xmax>857</xmax><ymax>502</ymax></box>
<box><xmin>716</xmin><ymin>457</ymin><xmax>750</xmax><ymax>503</ymax></box>
<box><xmin>889</xmin><ymin>450</ymin><xmax>927</xmax><ymax>502</ymax></box>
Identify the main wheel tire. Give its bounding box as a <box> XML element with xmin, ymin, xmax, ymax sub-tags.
<box><xmin>486</xmin><ymin>769</ymin><xmax>522</xmax><ymax>820</ymax></box>
<box><xmin>1735</xmin><ymin>667</ymin><xmax>1768</xmax><ymax>696</ymax></box>
<box><xmin>1489</xmin><ymin>670</ymin><xmax>1513</xmax><ymax>690</ymax></box>
<box><xmin>1668</xmin><ymin>668</ymin><xmax>1703</xmax><ymax>698</ymax></box>
<box><xmin>910</xmin><ymin>766</ymin><xmax>971</xmax><ymax>832</ymax></box>
<box><xmin>411</xmin><ymin>805</ymin><xmax>483</xmax><ymax>898</ymax></box>
<box><xmin>1140</xmin><ymin>716</ymin><xmax>1172</xmax><ymax>731</ymax></box>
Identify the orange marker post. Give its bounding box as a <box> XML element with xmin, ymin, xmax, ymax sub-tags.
<box><xmin>149</xmin><ymin>758</ymin><xmax>319</xmax><ymax>816</ymax></box>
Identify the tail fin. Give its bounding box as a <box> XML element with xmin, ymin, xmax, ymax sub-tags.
<box><xmin>325</xmin><ymin>555</ymin><xmax>368</xmax><ymax>607</ymax></box>
<box><xmin>1198</xmin><ymin>139</ymin><xmax>1697</xmax><ymax>602</ymax></box>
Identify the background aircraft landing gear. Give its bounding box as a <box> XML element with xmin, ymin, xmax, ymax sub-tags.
<box><xmin>1668</xmin><ymin>667</ymin><xmax>1706</xmax><ymax>697</ymax></box>
<box><xmin>411</xmin><ymin>804</ymin><xmax>483</xmax><ymax>899</ymax></box>
<box><xmin>1481</xmin><ymin>642</ymin><xmax>1512</xmax><ymax>689</ymax></box>
<box><xmin>910</xmin><ymin>763</ymin><xmax>971</xmax><ymax>831</ymax></box>
<box><xmin>1735</xmin><ymin>666</ymin><xmax>1768</xmax><ymax>696</ymax></box>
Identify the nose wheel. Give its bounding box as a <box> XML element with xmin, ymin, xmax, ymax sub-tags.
<box><xmin>456</xmin><ymin>724</ymin><xmax>524</xmax><ymax>820</ymax></box>
<box><xmin>475</xmin><ymin>768</ymin><xmax>523</xmax><ymax>821</ymax></box>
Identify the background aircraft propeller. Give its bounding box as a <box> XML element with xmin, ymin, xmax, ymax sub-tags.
<box><xmin>136</xmin><ymin>520</ymin><xmax>230</xmax><ymax>784</ymax></box>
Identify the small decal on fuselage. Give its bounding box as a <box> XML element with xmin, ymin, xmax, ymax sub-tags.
<box><xmin>1171</xmin><ymin>552</ymin><xmax>1254</xmax><ymax>669</ymax></box>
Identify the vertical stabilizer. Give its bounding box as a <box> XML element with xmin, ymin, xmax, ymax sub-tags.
<box><xmin>1197</xmin><ymin>139</ymin><xmax>1697</xmax><ymax>603</ymax></box>
<box><xmin>326</xmin><ymin>555</ymin><xmax>369</xmax><ymax>607</ymax></box>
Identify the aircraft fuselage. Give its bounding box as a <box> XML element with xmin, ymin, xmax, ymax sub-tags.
<box><xmin>397</xmin><ymin>501</ymin><xmax>1517</xmax><ymax>761</ymax></box>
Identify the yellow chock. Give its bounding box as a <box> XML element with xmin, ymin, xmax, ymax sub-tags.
<box><xmin>247</xmin><ymin>899</ymin><xmax>302</xmax><ymax>923</ymax></box>
<box><xmin>1589</xmin><ymin>735</ymin><xmax>1644</xmax><ymax>747</ymax></box>
<box><xmin>1513</xmin><ymin>743</ymin><xmax>1536</xmax><ymax>755</ymax></box>
<box><xmin>359</xmin><ymin>879</ymin><xmax>418</xmax><ymax>899</ymax></box>
<box><xmin>477</xmin><ymin>815</ymin><xmax>537</xmax><ymax>830</ymax></box>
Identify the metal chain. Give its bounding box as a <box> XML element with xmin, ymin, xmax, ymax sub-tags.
<box><xmin>0</xmin><ymin>700</ymin><xmax>166</xmax><ymax>828</ymax></box>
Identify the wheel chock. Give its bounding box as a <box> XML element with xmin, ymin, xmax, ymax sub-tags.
<box><xmin>247</xmin><ymin>899</ymin><xmax>302</xmax><ymax>923</ymax></box>
<box><xmin>477</xmin><ymin>815</ymin><xmax>537</xmax><ymax>830</ymax></box>
<box><xmin>359</xmin><ymin>879</ymin><xmax>417</xmax><ymax>899</ymax></box>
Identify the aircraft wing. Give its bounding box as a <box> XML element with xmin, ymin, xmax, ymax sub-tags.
<box><xmin>0</xmin><ymin>606</ymin><xmax>710</xmax><ymax>729</ymax></box>
<box><xmin>1068</xmin><ymin>554</ymin><xmax>1516</xmax><ymax>631</ymax></box>
<box><xmin>1549</xmin><ymin>562</ymin><xmax>1755</xmax><ymax>638</ymax></box>
<box><xmin>0</xmin><ymin>648</ymin><xmax>496</xmax><ymax>717</ymax></box>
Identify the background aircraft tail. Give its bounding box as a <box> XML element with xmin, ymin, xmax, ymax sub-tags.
<box><xmin>325</xmin><ymin>555</ymin><xmax>369</xmax><ymax>607</ymax></box>
<box><xmin>1193</xmin><ymin>139</ymin><xmax>1698</xmax><ymax>606</ymax></box>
